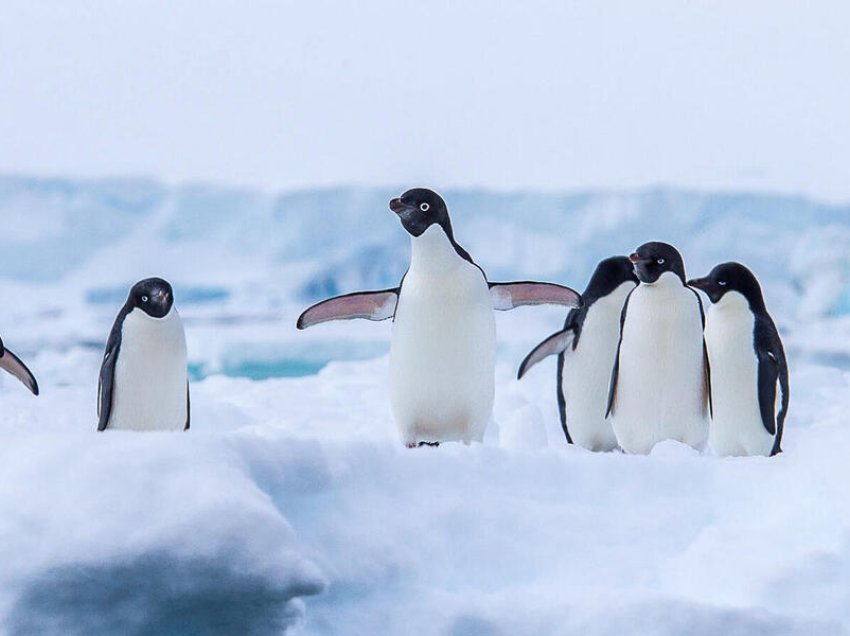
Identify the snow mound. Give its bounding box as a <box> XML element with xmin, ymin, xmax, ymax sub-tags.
<box><xmin>0</xmin><ymin>432</ymin><xmax>326</xmax><ymax>635</ymax></box>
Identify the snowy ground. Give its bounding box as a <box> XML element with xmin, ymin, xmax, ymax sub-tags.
<box><xmin>2</xmin><ymin>180</ymin><xmax>850</xmax><ymax>634</ymax></box>
<box><xmin>3</xmin><ymin>343</ymin><xmax>850</xmax><ymax>635</ymax></box>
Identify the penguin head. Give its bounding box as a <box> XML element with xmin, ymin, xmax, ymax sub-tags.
<box><xmin>585</xmin><ymin>256</ymin><xmax>640</xmax><ymax>300</ymax></box>
<box><xmin>389</xmin><ymin>188</ymin><xmax>452</xmax><ymax>238</ymax></box>
<box><xmin>629</xmin><ymin>242</ymin><xmax>686</xmax><ymax>284</ymax></box>
<box><xmin>688</xmin><ymin>262</ymin><xmax>765</xmax><ymax>307</ymax></box>
<box><xmin>128</xmin><ymin>277</ymin><xmax>174</xmax><ymax>319</ymax></box>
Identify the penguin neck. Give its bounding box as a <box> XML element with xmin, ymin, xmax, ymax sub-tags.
<box><xmin>410</xmin><ymin>224</ymin><xmax>471</xmax><ymax>273</ymax></box>
<box><xmin>127</xmin><ymin>305</ymin><xmax>180</xmax><ymax>325</ymax></box>
<box><xmin>714</xmin><ymin>290</ymin><xmax>761</xmax><ymax>316</ymax></box>
<box><xmin>643</xmin><ymin>271</ymin><xmax>684</xmax><ymax>289</ymax></box>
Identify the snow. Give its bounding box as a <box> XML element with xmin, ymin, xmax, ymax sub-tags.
<box><xmin>2</xmin><ymin>180</ymin><xmax>850</xmax><ymax>634</ymax></box>
<box><xmin>3</xmin><ymin>356</ymin><xmax>849</xmax><ymax>635</ymax></box>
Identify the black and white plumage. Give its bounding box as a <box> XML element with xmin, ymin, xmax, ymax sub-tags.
<box><xmin>297</xmin><ymin>188</ymin><xmax>583</xmax><ymax>447</ymax></box>
<box><xmin>98</xmin><ymin>278</ymin><xmax>189</xmax><ymax>432</ymax></box>
<box><xmin>0</xmin><ymin>336</ymin><xmax>39</xmax><ymax>396</ymax></box>
<box><xmin>518</xmin><ymin>256</ymin><xmax>638</xmax><ymax>450</ymax></box>
<box><xmin>607</xmin><ymin>242</ymin><xmax>711</xmax><ymax>454</ymax></box>
<box><xmin>689</xmin><ymin>262</ymin><xmax>788</xmax><ymax>457</ymax></box>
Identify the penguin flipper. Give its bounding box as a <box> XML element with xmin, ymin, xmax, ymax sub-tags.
<box><xmin>0</xmin><ymin>343</ymin><xmax>39</xmax><ymax>395</ymax></box>
<box><xmin>517</xmin><ymin>328</ymin><xmax>576</xmax><ymax>380</ymax></box>
<box><xmin>756</xmin><ymin>351</ymin><xmax>780</xmax><ymax>437</ymax></box>
<box><xmin>693</xmin><ymin>291</ymin><xmax>713</xmax><ymax>418</ymax></box>
<box><xmin>772</xmin><ymin>348</ymin><xmax>790</xmax><ymax>456</ymax></box>
<box><xmin>296</xmin><ymin>289</ymin><xmax>399</xmax><ymax>329</ymax></box>
<box><xmin>605</xmin><ymin>290</ymin><xmax>633</xmax><ymax>418</ymax></box>
<box><xmin>184</xmin><ymin>381</ymin><xmax>191</xmax><ymax>431</ymax></box>
<box><xmin>758</xmin><ymin>343</ymin><xmax>789</xmax><ymax>451</ymax></box>
<box><xmin>97</xmin><ymin>325</ymin><xmax>123</xmax><ymax>431</ymax></box>
<box><xmin>489</xmin><ymin>282</ymin><xmax>582</xmax><ymax>310</ymax></box>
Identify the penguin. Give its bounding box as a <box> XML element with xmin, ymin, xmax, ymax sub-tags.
<box><xmin>517</xmin><ymin>256</ymin><xmax>638</xmax><ymax>451</ymax></box>
<box><xmin>606</xmin><ymin>242</ymin><xmax>710</xmax><ymax>454</ymax></box>
<box><xmin>688</xmin><ymin>263</ymin><xmax>788</xmax><ymax>457</ymax></box>
<box><xmin>0</xmin><ymin>336</ymin><xmax>39</xmax><ymax>396</ymax></box>
<box><xmin>297</xmin><ymin>188</ymin><xmax>582</xmax><ymax>447</ymax></box>
<box><xmin>98</xmin><ymin>278</ymin><xmax>190</xmax><ymax>432</ymax></box>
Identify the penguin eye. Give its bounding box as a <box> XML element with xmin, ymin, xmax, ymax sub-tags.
<box><xmin>141</xmin><ymin>295</ymin><xmax>149</xmax><ymax>302</ymax></box>
<box><xmin>656</xmin><ymin>258</ymin><xmax>665</xmax><ymax>265</ymax></box>
<box><xmin>718</xmin><ymin>281</ymin><xmax>727</xmax><ymax>286</ymax></box>
<box><xmin>420</xmin><ymin>202</ymin><xmax>430</xmax><ymax>212</ymax></box>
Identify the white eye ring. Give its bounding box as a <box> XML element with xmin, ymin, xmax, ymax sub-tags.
<box><xmin>718</xmin><ymin>281</ymin><xmax>727</xmax><ymax>286</ymax></box>
<box><xmin>657</xmin><ymin>258</ymin><xmax>665</xmax><ymax>265</ymax></box>
<box><xmin>420</xmin><ymin>202</ymin><xmax>430</xmax><ymax>212</ymax></box>
<box><xmin>141</xmin><ymin>295</ymin><xmax>149</xmax><ymax>302</ymax></box>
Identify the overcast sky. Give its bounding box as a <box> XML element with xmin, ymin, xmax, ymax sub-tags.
<box><xmin>1</xmin><ymin>1</ymin><xmax>849</xmax><ymax>201</ymax></box>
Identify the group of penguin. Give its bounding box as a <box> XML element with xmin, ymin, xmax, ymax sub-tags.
<box><xmin>299</xmin><ymin>188</ymin><xmax>789</xmax><ymax>457</ymax></box>
<box><xmin>0</xmin><ymin>187</ymin><xmax>788</xmax><ymax>456</ymax></box>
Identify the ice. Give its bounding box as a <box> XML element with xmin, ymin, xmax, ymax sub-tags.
<box><xmin>3</xmin><ymin>179</ymin><xmax>850</xmax><ymax>335</ymax></box>
<box><xmin>2</xmin><ymin>179</ymin><xmax>850</xmax><ymax>634</ymax></box>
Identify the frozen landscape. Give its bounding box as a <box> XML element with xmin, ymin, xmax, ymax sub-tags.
<box><xmin>1</xmin><ymin>177</ymin><xmax>850</xmax><ymax>634</ymax></box>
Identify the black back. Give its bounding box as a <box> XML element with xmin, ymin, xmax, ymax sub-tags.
<box><xmin>97</xmin><ymin>278</ymin><xmax>189</xmax><ymax>431</ymax></box>
<box><xmin>688</xmin><ymin>262</ymin><xmax>788</xmax><ymax>454</ymax></box>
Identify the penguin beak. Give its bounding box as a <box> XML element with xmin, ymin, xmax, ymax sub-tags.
<box><xmin>389</xmin><ymin>198</ymin><xmax>407</xmax><ymax>214</ymax></box>
<box><xmin>629</xmin><ymin>252</ymin><xmax>642</xmax><ymax>264</ymax></box>
<box><xmin>687</xmin><ymin>277</ymin><xmax>710</xmax><ymax>290</ymax></box>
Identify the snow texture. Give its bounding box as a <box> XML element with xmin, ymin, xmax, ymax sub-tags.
<box><xmin>1</xmin><ymin>179</ymin><xmax>850</xmax><ymax>635</ymax></box>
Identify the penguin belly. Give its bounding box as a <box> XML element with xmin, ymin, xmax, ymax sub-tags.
<box><xmin>109</xmin><ymin>309</ymin><xmax>188</xmax><ymax>431</ymax></box>
<box><xmin>560</xmin><ymin>285</ymin><xmax>632</xmax><ymax>451</ymax></box>
<box><xmin>705</xmin><ymin>296</ymin><xmax>774</xmax><ymax>457</ymax></box>
<box><xmin>610</xmin><ymin>276</ymin><xmax>708</xmax><ymax>454</ymax></box>
<box><xmin>390</xmin><ymin>261</ymin><xmax>496</xmax><ymax>445</ymax></box>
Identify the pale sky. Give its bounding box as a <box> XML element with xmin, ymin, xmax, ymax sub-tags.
<box><xmin>1</xmin><ymin>1</ymin><xmax>849</xmax><ymax>201</ymax></box>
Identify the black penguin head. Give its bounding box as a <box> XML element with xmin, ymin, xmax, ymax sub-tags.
<box><xmin>629</xmin><ymin>242</ymin><xmax>687</xmax><ymax>284</ymax></box>
<box><xmin>128</xmin><ymin>278</ymin><xmax>174</xmax><ymax>318</ymax></box>
<box><xmin>389</xmin><ymin>188</ymin><xmax>452</xmax><ymax>238</ymax></box>
<box><xmin>688</xmin><ymin>262</ymin><xmax>765</xmax><ymax>308</ymax></box>
<box><xmin>585</xmin><ymin>256</ymin><xmax>640</xmax><ymax>300</ymax></box>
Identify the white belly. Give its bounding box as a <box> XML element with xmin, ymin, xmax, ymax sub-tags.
<box><xmin>109</xmin><ymin>308</ymin><xmax>188</xmax><ymax>431</ymax></box>
<box><xmin>389</xmin><ymin>226</ymin><xmax>496</xmax><ymax>445</ymax></box>
<box><xmin>705</xmin><ymin>293</ymin><xmax>774</xmax><ymax>457</ymax></box>
<box><xmin>609</xmin><ymin>273</ymin><xmax>708</xmax><ymax>454</ymax></box>
<box><xmin>560</xmin><ymin>283</ymin><xmax>633</xmax><ymax>451</ymax></box>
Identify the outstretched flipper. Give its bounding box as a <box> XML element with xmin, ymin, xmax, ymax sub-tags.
<box><xmin>0</xmin><ymin>339</ymin><xmax>39</xmax><ymax>395</ymax></box>
<box><xmin>517</xmin><ymin>327</ymin><xmax>576</xmax><ymax>379</ymax></box>
<box><xmin>297</xmin><ymin>289</ymin><xmax>400</xmax><ymax>330</ymax></box>
<box><xmin>489</xmin><ymin>282</ymin><xmax>582</xmax><ymax>311</ymax></box>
